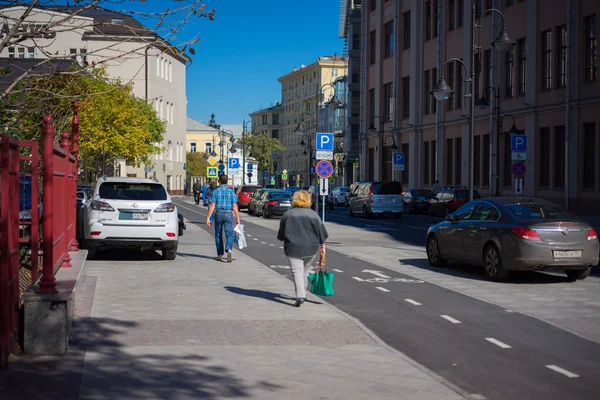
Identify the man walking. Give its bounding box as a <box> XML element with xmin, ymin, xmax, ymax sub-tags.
<box><xmin>206</xmin><ymin>175</ymin><xmax>240</xmax><ymax>263</ymax></box>
<box><xmin>192</xmin><ymin>180</ymin><xmax>202</xmax><ymax>205</ymax></box>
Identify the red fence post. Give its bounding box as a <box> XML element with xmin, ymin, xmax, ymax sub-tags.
<box><xmin>37</xmin><ymin>116</ymin><xmax>57</xmax><ymax>294</ymax></box>
<box><xmin>70</xmin><ymin>101</ymin><xmax>80</xmax><ymax>251</ymax></box>
<box><xmin>60</xmin><ymin>132</ymin><xmax>72</xmax><ymax>268</ymax></box>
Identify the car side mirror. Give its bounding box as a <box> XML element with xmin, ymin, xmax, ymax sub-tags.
<box><xmin>445</xmin><ymin>214</ymin><xmax>454</xmax><ymax>222</ymax></box>
<box><xmin>76</xmin><ymin>191</ymin><xmax>86</xmax><ymax>202</ymax></box>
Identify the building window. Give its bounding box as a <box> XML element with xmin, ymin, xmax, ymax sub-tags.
<box><xmin>430</xmin><ymin>140</ymin><xmax>436</xmax><ymax>184</ymax></box>
<box><xmin>584</xmin><ymin>15</ymin><xmax>597</xmax><ymax>82</ymax></box>
<box><xmin>169</xmin><ymin>62</ymin><xmax>172</xmax><ymax>82</ymax></box>
<box><xmin>156</xmin><ymin>57</ymin><xmax>160</xmax><ymax>76</ymax></box>
<box><xmin>159</xmin><ymin>100</ymin><xmax>163</xmax><ymax>120</ymax></box>
<box><xmin>541</xmin><ymin>29</ymin><xmax>552</xmax><ymax>91</ymax></box>
<box><xmin>8</xmin><ymin>47</ymin><xmax>14</xmax><ymax>58</ymax></box>
<box><xmin>403</xmin><ymin>11</ymin><xmax>411</xmax><ymax>50</ymax></box>
<box><xmin>582</xmin><ymin>122</ymin><xmax>596</xmax><ymax>189</ymax></box>
<box><xmin>402</xmin><ymin>76</ymin><xmax>410</xmax><ymax>119</ymax></box>
<box><xmin>433</xmin><ymin>0</ymin><xmax>438</xmax><ymax>38</ymax></box>
<box><xmin>425</xmin><ymin>1</ymin><xmax>432</xmax><ymax>41</ymax></box>
<box><xmin>369</xmin><ymin>88</ymin><xmax>376</xmax><ymax>122</ymax></box>
<box><xmin>484</xmin><ymin>49</ymin><xmax>491</xmax><ymax>95</ymax></box>
<box><xmin>454</xmin><ymin>137</ymin><xmax>462</xmax><ymax>185</ymax></box>
<box><xmin>474</xmin><ymin>135</ymin><xmax>481</xmax><ymax>186</ymax></box>
<box><xmin>370</xmin><ymin>0</ymin><xmax>377</xmax><ymax>12</ymax></box>
<box><xmin>384</xmin><ymin>21</ymin><xmax>394</xmax><ymax>58</ymax></box>
<box><xmin>272</xmin><ymin>129</ymin><xmax>279</xmax><ymax>139</ymax></box>
<box><xmin>505</xmin><ymin>51</ymin><xmax>514</xmax><ymax>97</ymax></box>
<box><xmin>432</xmin><ymin>67</ymin><xmax>438</xmax><ymax>113</ymax></box>
<box><xmin>369</xmin><ymin>30</ymin><xmax>376</xmax><ymax>64</ymax></box>
<box><xmin>80</xmin><ymin>48</ymin><xmax>87</xmax><ymax>65</ymax></box>
<box><xmin>554</xmin><ymin>125</ymin><xmax>565</xmax><ymax>187</ymax></box>
<box><xmin>111</xmin><ymin>18</ymin><xmax>124</xmax><ymax>25</ymax></box>
<box><xmin>204</xmin><ymin>141</ymin><xmax>212</xmax><ymax>154</ymax></box>
<box><xmin>262</xmin><ymin>114</ymin><xmax>268</xmax><ymax>125</ymax></box>
<box><xmin>483</xmin><ymin>134</ymin><xmax>490</xmax><ymax>187</ymax></box>
<box><xmin>383</xmin><ymin>82</ymin><xmax>394</xmax><ymax>122</ymax></box>
<box><xmin>273</xmin><ymin>114</ymin><xmax>279</xmax><ymax>125</ymax></box>
<box><xmin>190</xmin><ymin>142</ymin><xmax>197</xmax><ymax>153</ymax></box>
<box><xmin>556</xmin><ymin>25</ymin><xmax>567</xmax><ymax>88</ymax></box>
<box><xmin>17</xmin><ymin>47</ymin><xmax>25</xmax><ymax>58</ymax></box>
<box><xmin>446</xmin><ymin>138</ymin><xmax>454</xmax><ymax>185</ymax></box>
<box><xmin>517</xmin><ymin>38</ymin><xmax>527</xmax><ymax>95</ymax></box>
<box><xmin>170</xmin><ymin>103</ymin><xmax>174</xmax><ymax>124</ymax></box>
<box><xmin>424</xmin><ymin>70</ymin><xmax>431</xmax><ymax>115</ymax></box>
<box><xmin>352</xmin><ymin>33</ymin><xmax>361</xmax><ymax>50</ymax></box>
<box><xmin>539</xmin><ymin>127</ymin><xmax>551</xmax><ymax>188</ymax></box>
<box><xmin>457</xmin><ymin>62</ymin><xmax>463</xmax><ymax>109</ymax></box>
<box><xmin>448</xmin><ymin>0</ymin><xmax>456</xmax><ymax>32</ymax></box>
<box><xmin>27</xmin><ymin>47</ymin><xmax>35</xmax><ymax>59</ymax></box>
<box><xmin>424</xmin><ymin>141</ymin><xmax>430</xmax><ymax>185</ymax></box>
<box><xmin>458</xmin><ymin>0</ymin><xmax>464</xmax><ymax>27</ymax></box>
<box><xmin>446</xmin><ymin>62</ymin><xmax>455</xmax><ymax>111</ymax></box>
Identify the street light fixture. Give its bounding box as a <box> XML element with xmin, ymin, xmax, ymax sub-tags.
<box><xmin>327</xmin><ymin>93</ymin><xmax>342</xmax><ymax>109</ymax></box>
<box><xmin>294</xmin><ymin>122</ymin><xmax>305</xmax><ymax>135</ymax></box>
<box><xmin>432</xmin><ymin>77</ymin><xmax>454</xmax><ymax>102</ymax></box>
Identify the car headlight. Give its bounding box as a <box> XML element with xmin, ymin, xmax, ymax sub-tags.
<box><xmin>154</xmin><ymin>202</ymin><xmax>175</xmax><ymax>212</ymax></box>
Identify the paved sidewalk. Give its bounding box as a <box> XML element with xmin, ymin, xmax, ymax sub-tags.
<box><xmin>0</xmin><ymin>218</ymin><xmax>468</xmax><ymax>400</ymax></box>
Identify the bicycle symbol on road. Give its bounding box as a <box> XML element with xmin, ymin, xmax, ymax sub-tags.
<box><xmin>364</xmin><ymin>278</ymin><xmax>425</xmax><ymax>283</ymax></box>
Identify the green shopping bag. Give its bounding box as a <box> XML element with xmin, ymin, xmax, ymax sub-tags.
<box><xmin>308</xmin><ymin>253</ymin><xmax>334</xmax><ymax>296</ymax></box>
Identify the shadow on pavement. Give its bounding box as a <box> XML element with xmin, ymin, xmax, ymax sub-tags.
<box><xmin>177</xmin><ymin>252</ymin><xmax>221</xmax><ymax>261</ymax></box>
<box><xmin>1</xmin><ymin>317</ymin><xmax>282</xmax><ymax>400</ymax></box>
<box><xmin>93</xmin><ymin>248</ymin><xmax>163</xmax><ymax>261</ymax></box>
<box><xmin>399</xmin><ymin>257</ymin><xmax>577</xmax><ymax>284</ymax></box>
<box><xmin>224</xmin><ymin>286</ymin><xmax>298</xmax><ymax>306</ymax></box>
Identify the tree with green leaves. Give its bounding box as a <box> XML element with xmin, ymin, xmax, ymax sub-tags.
<box><xmin>186</xmin><ymin>151</ymin><xmax>209</xmax><ymax>177</ymax></box>
<box><xmin>239</xmin><ymin>133</ymin><xmax>284</xmax><ymax>175</ymax></box>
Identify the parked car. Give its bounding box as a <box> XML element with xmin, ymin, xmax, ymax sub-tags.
<box><xmin>429</xmin><ymin>187</ymin><xmax>481</xmax><ymax>216</ymax></box>
<box><xmin>327</xmin><ymin>186</ymin><xmax>349</xmax><ymax>207</ymax></box>
<box><xmin>403</xmin><ymin>189</ymin><xmax>435</xmax><ymax>214</ymax></box>
<box><xmin>82</xmin><ymin>177</ymin><xmax>179</xmax><ymax>260</ymax></box>
<box><xmin>347</xmin><ymin>181</ymin><xmax>404</xmax><ymax>218</ymax></box>
<box><xmin>425</xmin><ymin>197</ymin><xmax>599</xmax><ymax>282</ymax></box>
<box><xmin>256</xmin><ymin>190</ymin><xmax>293</xmax><ymax>218</ymax></box>
<box><xmin>236</xmin><ymin>185</ymin><xmax>262</xmax><ymax>210</ymax></box>
<box><xmin>345</xmin><ymin>181</ymin><xmax>372</xmax><ymax>206</ymax></box>
<box><xmin>248</xmin><ymin>188</ymin><xmax>273</xmax><ymax>215</ymax></box>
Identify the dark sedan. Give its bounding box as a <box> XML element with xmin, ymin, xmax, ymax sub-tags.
<box><xmin>259</xmin><ymin>190</ymin><xmax>293</xmax><ymax>218</ymax></box>
<box><xmin>425</xmin><ymin>197</ymin><xmax>599</xmax><ymax>282</ymax></box>
<box><xmin>429</xmin><ymin>187</ymin><xmax>481</xmax><ymax>216</ymax></box>
<box><xmin>403</xmin><ymin>189</ymin><xmax>435</xmax><ymax>214</ymax></box>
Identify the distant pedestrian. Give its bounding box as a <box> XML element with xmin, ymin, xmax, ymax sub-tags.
<box><xmin>206</xmin><ymin>175</ymin><xmax>240</xmax><ymax>263</ymax></box>
<box><xmin>432</xmin><ymin>180</ymin><xmax>442</xmax><ymax>195</ymax></box>
<box><xmin>203</xmin><ymin>181</ymin><xmax>216</xmax><ymax>207</ymax></box>
<box><xmin>193</xmin><ymin>181</ymin><xmax>202</xmax><ymax>205</ymax></box>
<box><xmin>277</xmin><ymin>190</ymin><xmax>328</xmax><ymax>307</ymax></box>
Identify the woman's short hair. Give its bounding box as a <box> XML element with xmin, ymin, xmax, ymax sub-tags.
<box><xmin>292</xmin><ymin>190</ymin><xmax>312</xmax><ymax>208</ymax></box>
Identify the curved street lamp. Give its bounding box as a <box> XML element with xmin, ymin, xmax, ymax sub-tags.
<box><xmin>482</xmin><ymin>8</ymin><xmax>516</xmax><ymax>52</ymax></box>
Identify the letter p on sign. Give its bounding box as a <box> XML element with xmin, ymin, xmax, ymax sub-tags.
<box><xmin>316</xmin><ymin>133</ymin><xmax>334</xmax><ymax>151</ymax></box>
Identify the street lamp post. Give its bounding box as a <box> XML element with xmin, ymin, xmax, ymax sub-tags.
<box><xmin>433</xmin><ymin>3</ymin><xmax>514</xmax><ymax>202</ymax></box>
<box><xmin>294</xmin><ymin>116</ymin><xmax>314</xmax><ymax>187</ymax></box>
<box><xmin>219</xmin><ymin>129</ymin><xmax>236</xmax><ymax>183</ymax></box>
<box><xmin>242</xmin><ymin>120</ymin><xmax>252</xmax><ymax>185</ymax></box>
<box><xmin>368</xmin><ymin>116</ymin><xmax>385</xmax><ymax>181</ymax></box>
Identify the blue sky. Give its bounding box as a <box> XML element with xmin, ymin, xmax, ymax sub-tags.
<box><xmin>173</xmin><ymin>0</ymin><xmax>345</xmax><ymax>125</ymax></box>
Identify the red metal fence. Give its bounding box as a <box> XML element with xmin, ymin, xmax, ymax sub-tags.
<box><xmin>0</xmin><ymin>103</ymin><xmax>80</xmax><ymax>368</ymax></box>
<box><xmin>0</xmin><ymin>135</ymin><xmax>20</xmax><ymax>369</ymax></box>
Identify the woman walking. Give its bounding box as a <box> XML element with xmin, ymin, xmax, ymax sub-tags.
<box><xmin>277</xmin><ymin>190</ymin><xmax>328</xmax><ymax>307</ymax></box>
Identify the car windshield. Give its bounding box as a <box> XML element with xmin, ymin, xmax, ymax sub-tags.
<box><xmin>507</xmin><ymin>203</ymin><xmax>575</xmax><ymax>221</ymax></box>
<box><xmin>373</xmin><ymin>182</ymin><xmax>402</xmax><ymax>195</ymax></box>
<box><xmin>338</xmin><ymin>187</ymin><xmax>349</xmax><ymax>193</ymax></box>
<box><xmin>242</xmin><ymin>186</ymin><xmax>260</xmax><ymax>193</ymax></box>
<box><xmin>99</xmin><ymin>182</ymin><xmax>167</xmax><ymax>201</ymax></box>
<box><xmin>269</xmin><ymin>191</ymin><xmax>292</xmax><ymax>199</ymax></box>
<box><xmin>413</xmin><ymin>189</ymin><xmax>434</xmax><ymax>198</ymax></box>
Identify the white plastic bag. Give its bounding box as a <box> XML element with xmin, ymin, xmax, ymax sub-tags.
<box><xmin>234</xmin><ymin>224</ymin><xmax>247</xmax><ymax>250</ymax></box>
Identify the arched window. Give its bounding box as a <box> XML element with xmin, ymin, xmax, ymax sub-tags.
<box><xmin>156</xmin><ymin>57</ymin><xmax>160</xmax><ymax>76</ymax></box>
<box><xmin>167</xmin><ymin>140</ymin><xmax>173</xmax><ymax>161</ymax></box>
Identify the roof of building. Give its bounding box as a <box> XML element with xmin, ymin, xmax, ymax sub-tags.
<box><xmin>249</xmin><ymin>103</ymin><xmax>283</xmax><ymax>116</ymax></box>
<box><xmin>186</xmin><ymin>117</ymin><xmax>219</xmax><ymax>132</ymax></box>
<box><xmin>0</xmin><ymin>58</ymin><xmax>80</xmax><ymax>92</ymax></box>
<box><xmin>219</xmin><ymin>124</ymin><xmax>243</xmax><ymax>138</ymax></box>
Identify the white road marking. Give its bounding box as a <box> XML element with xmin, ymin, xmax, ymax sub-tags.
<box><xmin>545</xmin><ymin>365</ymin><xmax>579</xmax><ymax>378</ymax></box>
<box><xmin>352</xmin><ymin>277</ymin><xmax>365</xmax><ymax>282</ymax></box>
<box><xmin>485</xmin><ymin>338</ymin><xmax>512</xmax><ymax>349</ymax></box>
<box><xmin>376</xmin><ymin>287</ymin><xmax>390</xmax><ymax>293</ymax></box>
<box><xmin>404</xmin><ymin>299</ymin><xmax>422</xmax><ymax>306</ymax></box>
<box><xmin>332</xmin><ymin>269</ymin><xmax>343</xmax><ymax>272</ymax></box>
<box><xmin>440</xmin><ymin>315</ymin><xmax>461</xmax><ymax>324</ymax></box>
<box><xmin>362</xmin><ymin>269</ymin><xmax>391</xmax><ymax>279</ymax></box>
<box><xmin>269</xmin><ymin>244</ymin><xmax>275</xmax><ymax>247</ymax></box>
<box><xmin>261</xmin><ymin>241</ymin><xmax>267</xmax><ymax>244</ymax></box>
<box><xmin>246</xmin><ymin>234</ymin><xmax>252</xmax><ymax>237</ymax></box>
<box><xmin>252</xmin><ymin>238</ymin><xmax>259</xmax><ymax>241</ymax></box>
<box><xmin>471</xmin><ymin>394</ymin><xmax>486</xmax><ymax>400</ymax></box>
<box><xmin>505</xmin><ymin>309</ymin><xmax>516</xmax><ymax>313</ymax></box>
<box><xmin>278</xmin><ymin>246</ymin><xmax>284</xmax><ymax>249</ymax></box>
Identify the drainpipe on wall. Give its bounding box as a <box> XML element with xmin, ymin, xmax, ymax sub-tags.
<box><xmin>435</xmin><ymin>0</ymin><xmax>442</xmax><ymax>185</ymax></box>
<box><xmin>359</xmin><ymin>0</ymin><xmax>366</xmax><ymax>181</ymax></box>
<box><xmin>393</xmin><ymin>0</ymin><xmax>399</xmax><ymax>182</ymax></box>
<box><xmin>144</xmin><ymin>46</ymin><xmax>149</xmax><ymax>101</ymax></box>
<box><xmin>565</xmin><ymin>0</ymin><xmax>571</xmax><ymax>210</ymax></box>
<box><xmin>489</xmin><ymin>1</ymin><xmax>497</xmax><ymax>197</ymax></box>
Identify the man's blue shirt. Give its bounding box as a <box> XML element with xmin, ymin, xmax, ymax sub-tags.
<box><xmin>209</xmin><ymin>185</ymin><xmax>238</xmax><ymax>210</ymax></box>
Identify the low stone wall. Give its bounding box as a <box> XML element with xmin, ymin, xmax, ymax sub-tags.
<box><xmin>21</xmin><ymin>250</ymin><xmax>87</xmax><ymax>355</ymax></box>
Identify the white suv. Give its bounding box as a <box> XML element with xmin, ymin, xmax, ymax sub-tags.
<box><xmin>82</xmin><ymin>177</ymin><xmax>179</xmax><ymax>260</ymax></box>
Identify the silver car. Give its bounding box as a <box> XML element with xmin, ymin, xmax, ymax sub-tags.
<box><xmin>426</xmin><ymin>197</ymin><xmax>599</xmax><ymax>282</ymax></box>
<box><xmin>347</xmin><ymin>181</ymin><xmax>404</xmax><ymax>218</ymax></box>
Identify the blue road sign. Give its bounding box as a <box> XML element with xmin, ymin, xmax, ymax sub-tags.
<box><xmin>218</xmin><ymin>164</ymin><xmax>225</xmax><ymax>172</ymax></box>
<box><xmin>183</xmin><ymin>163</ymin><xmax>186</xmax><ymax>170</ymax></box>
<box><xmin>511</xmin><ymin>134</ymin><xmax>527</xmax><ymax>152</ymax></box>
<box><xmin>393</xmin><ymin>152</ymin><xmax>405</xmax><ymax>165</ymax></box>
<box><xmin>310</xmin><ymin>166</ymin><xmax>315</xmax><ymax>174</ymax></box>
<box><xmin>316</xmin><ymin>133</ymin><xmax>334</xmax><ymax>151</ymax></box>
<box><xmin>207</xmin><ymin>166</ymin><xmax>218</xmax><ymax>178</ymax></box>
<box><xmin>247</xmin><ymin>164</ymin><xmax>253</xmax><ymax>171</ymax></box>
<box><xmin>264</xmin><ymin>171</ymin><xmax>268</xmax><ymax>177</ymax></box>
<box><xmin>229</xmin><ymin>158</ymin><xmax>240</xmax><ymax>169</ymax></box>
<box><xmin>316</xmin><ymin>160</ymin><xmax>333</xmax><ymax>178</ymax></box>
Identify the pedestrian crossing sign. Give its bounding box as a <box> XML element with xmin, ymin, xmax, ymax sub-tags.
<box><xmin>207</xmin><ymin>166</ymin><xmax>218</xmax><ymax>178</ymax></box>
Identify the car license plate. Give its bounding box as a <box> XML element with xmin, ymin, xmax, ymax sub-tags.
<box><xmin>381</xmin><ymin>198</ymin><xmax>393</xmax><ymax>203</ymax></box>
<box><xmin>553</xmin><ymin>250</ymin><xmax>582</xmax><ymax>259</ymax></box>
<box><xmin>119</xmin><ymin>212</ymin><xmax>148</xmax><ymax>220</ymax></box>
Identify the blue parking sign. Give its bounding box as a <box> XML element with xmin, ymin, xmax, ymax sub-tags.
<box><xmin>228</xmin><ymin>158</ymin><xmax>240</xmax><ymax>169</ymax></box>
<box><xmin>511</xmin><ymin>135</ymin><xmax>527</xmax><ymax>152</ymax></box>
<box><xmin>316</xmin><ymin>133</ymin><xmax>334</xmax><ymax>151</ymax></box>
<box><xmin>247</xmin><ymin>164</ymin><xmax>253</xmax><ymax>171</ymax></box>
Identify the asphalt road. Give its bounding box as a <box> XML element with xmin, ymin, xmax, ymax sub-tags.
<box><xmin>175</xmin><ymin>199</ymin><xmax>600</xmax><ymax>400</ymax></box>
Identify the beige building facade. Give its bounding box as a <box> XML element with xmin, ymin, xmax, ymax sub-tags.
<box><xmin>248</xmin><ymin>103</ymin><xmax>283</xmax><ymax>186</ymax></box>
<box><xmin>361</xmin><ymin>0</ymin><xmax>599</xmax><ymax>215</ymax></box>
<box><xmin>278</xmin><ymin>56</ymin><xmax>347</xmax><ymax>186</ymax></box>
<box><xmin>0</xmin><ymin>6</ymin><xmax>189</xmax><ymax>194</ymax></box>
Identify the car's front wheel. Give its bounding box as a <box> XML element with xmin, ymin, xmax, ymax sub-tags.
<box><xmin>426</xmin><ymin>235</ymin><xmax>446</xmax><ymax>267</ymax></box>
<box><xmin>483</xmin><ymin>245</ymin><xmax>509</xmax><ymax>282</ymax></box>
<box><xmin>163</xmin><ymin>244</ymin><xmax>178</xmax><ymax>260</ymax></box>
<box><xmin>565</xmin><ymin>267</ymin><xmax>591</xmax><ymax>281</ymax></box>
